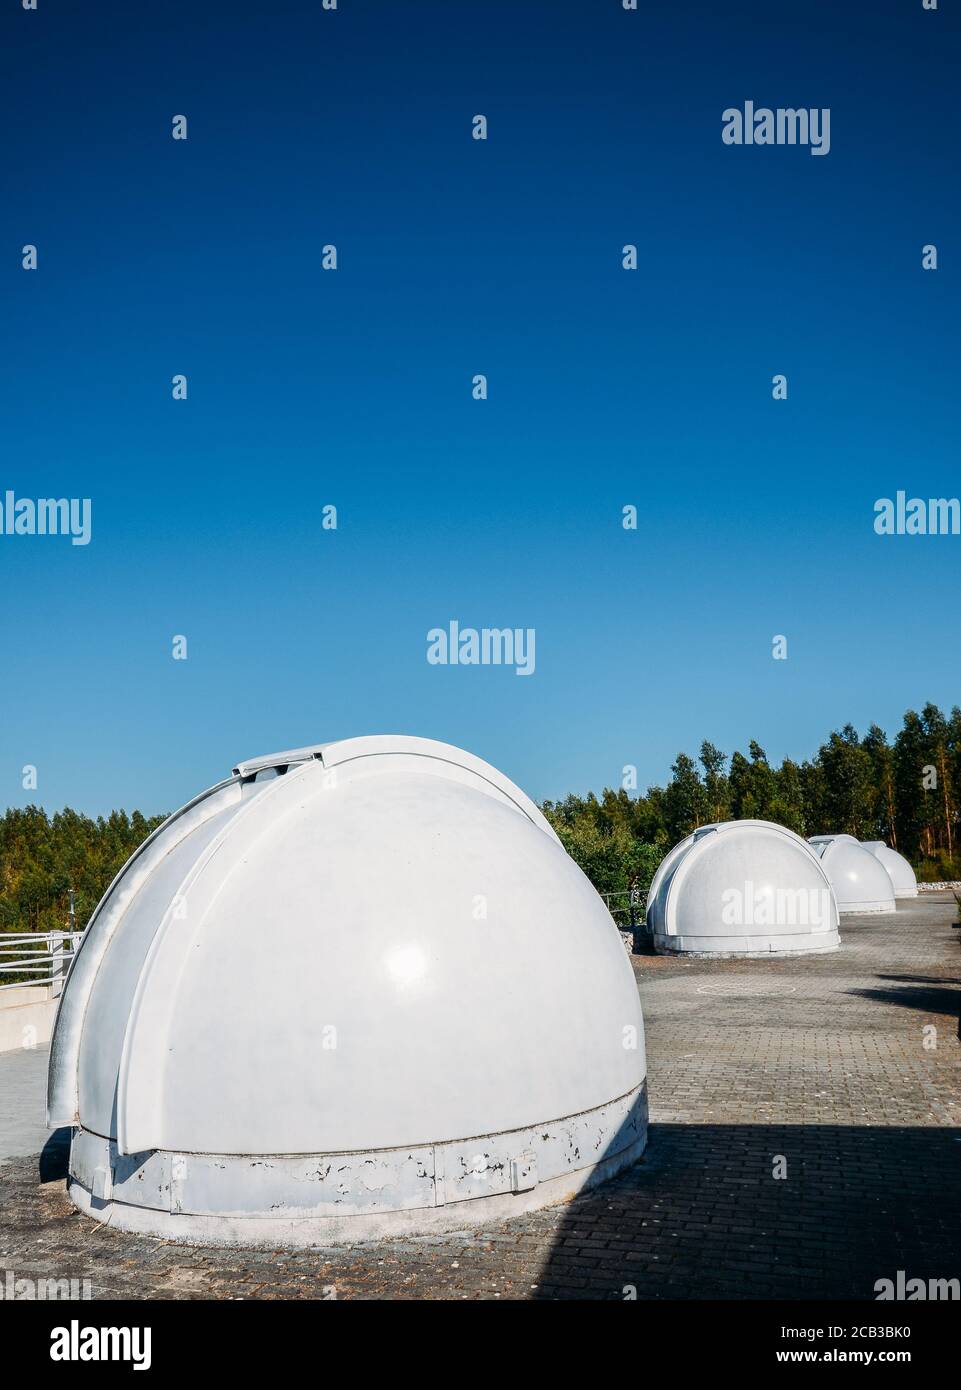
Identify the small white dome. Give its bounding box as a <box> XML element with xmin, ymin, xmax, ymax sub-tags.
<box><xmin>807</xmin><ymin>835</ymin><xmax>897</xmax><ymax>913</ymax></box>
<box><xmin>861</xmin><ymin>841</ymin><xmax>919</xmax><ymax>898</ymax></box>
<box><xmin>47</xmin><ymin>736</ymin><xmax>646</xmax><ymax>1245</ymax></box>
<box><xmin>647</xmin><ymin>819</ymin><xmax>840</xmax><ymax>956</ymax></box>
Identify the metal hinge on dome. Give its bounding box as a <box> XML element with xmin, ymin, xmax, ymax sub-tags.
<box><xmin>232</xmin><ymin>744</ymin><xmax>330</xmax><ymax>778</ymax></box>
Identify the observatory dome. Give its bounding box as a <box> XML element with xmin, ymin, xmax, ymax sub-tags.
<box><xmin>861</xmin><ymin>841</ymin><xmax>919</xmax><ymax>898</ymax></box>
<box><xmin>807</xmin><ymin>835</ymin><xmax>897</xmax><ymax>914</ymax></box>
<box><xmin>47</xmin><ymin>736</ymin><xmax>646</xmax><ymax>1245</ymax></box>
<box><xmin>646</xmin><ymin>819</ymin><xmax>840</xmax><ymax>957</ymax></box>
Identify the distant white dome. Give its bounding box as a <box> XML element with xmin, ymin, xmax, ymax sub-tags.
<box><xmin>862</xmin><ymin>841</ymin><xmax>919</xmax><ymax>898</ymax></box>
<box><xmin>48</xmin><ymin>737</ymin><xmax>646</xmax><ymax>1245</ymax></box>
<box><xmin>807</xmin><ymin>835</ymin><xmax>897</xmax><ymax>913</ymax></box>
<box><xmin>647</xmin><ymin>819</ymin><xmax>840</xmax><ymax>956</ymax></box>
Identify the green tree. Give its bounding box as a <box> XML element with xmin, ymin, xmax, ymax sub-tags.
<box><xmin>862</xmin><ymin>724</ymin><xmax>898</xmax><ymax>846</ymax></box>
<box><xmin>771</xmin><ymin>757</ymin><xmax>807</xmax><ymax>834</ymax></box>
<box><xmin>815</xmin><ymin>726</ymin><xmax>876</xmax><ymax>836</ymax></box>
<box><xmin>894</xmin><ymin>710</ymin><xmax>931</xmax><ymax>858</ymax></box>
<box><xmin>0</xmin><ymin>804</ymin><xmax>167</xmax><ymax>939</ymax></box>
<box><xmin>920</xmin><ymin>702</ymin><xmax>955</xmax><ymax>858</ymax></box>
<box><xmin>747</xmin><ymin>742</ymin><xmax>777</xmax><ymax>819</ymax></box>
<box><xmin>661</xmin><ymin>753</ymin><xmax>709</xmax><ymax>842</ymax></box>
<box><xmin>699</xmin><ymin>741</ymin><xmax>729</xmax><ymax>823</ymax></box>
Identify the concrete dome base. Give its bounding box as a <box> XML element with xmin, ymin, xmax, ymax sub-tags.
<box><xmin>836</xmin><ymin>900</ymin><xmax>896</xmax><ymax>916</ymax></box>
<box><xmin>653</xmin><ymin>930</ymin><xmax>839</xmax><ymax>958</ymax></box>
<box><xmin>66</xmin><ymin>1084</ymin><xmax>647</xmax><ymax>1247</ymax></box>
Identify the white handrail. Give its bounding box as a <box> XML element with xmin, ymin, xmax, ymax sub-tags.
<box><xmin>0</xmin><ymin>931</ymin><xmax>84</xmax><ymax>992</ymax></box>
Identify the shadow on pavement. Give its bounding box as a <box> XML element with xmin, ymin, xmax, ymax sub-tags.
<box><xmin>39</xmin><ymin>1126</ymin><xmax>71</xmax><ymax>1184</ymax></box>
<box><xmin>533</xmin><ymin>1120</ymin><xmax>961</xmax><ymax>1300</ymax></box>
<box><xmin>847</xmin><ymin>984</ymin><xmax>960</xmax><ymax>1040</ymax></box>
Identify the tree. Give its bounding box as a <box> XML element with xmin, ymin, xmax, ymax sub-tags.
<box><xmin>920</xmin><ymin>702</ymin><xmax>955</xmax><ymax>857</ymax></box>
<box><xmin>728</xmin><ymin>743</ymin><xmax>777</xmax><ymax>820</ymax></box>
<box><xmin>815</xmin><ymin>726</ymin><xmax>876</xmax><ymax>836</ymax></box>
<box><xmin>0</xmin><ymin>805</ymin><xmax>167</xmax><ymax>938</ymax></box>
<box><xmin>661</xmin><ymin>753</ymin><xmax>709</xmax><ymax>842</ymax></box>
<box><xmin>771</xmin><ymin>757</ymin><xmax>806</xmax><ymax>834</ymax></box>
<box><xmin>699</xmin><ymin>742</ymin><xmax>729</xmax><ymax>823</ymax></box>
<box><xmin>862</xmin><ymin>724</ymin><xmax>897</xmax><ymax>846</ymax></box>
<box><xmin>728</xmin><ymin>751</ymin><xmax>754</xmax><ymax>819</ymax></box>
<box><xmin>747</xmin><ymin>742</ymin><xmax>778</xmax><ymax>819</ymax></box>
<box><xmin>894</xmin><ymin>710</ymin><xmax>931</xmax><ymax>858</ymax></box>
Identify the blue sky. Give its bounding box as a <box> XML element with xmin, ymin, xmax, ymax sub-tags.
<box><xmin>1</xmin><ymin>0</ymin><xmax>958</xmax><ymax>817</ymax></box>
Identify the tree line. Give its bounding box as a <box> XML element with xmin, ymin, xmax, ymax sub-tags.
<box><xmin>541</xmin><ymin>703</ymin><xmax>961</xmax><ymax>897</ymax></box>
<box><xmin>0</xmin><ymin>807</ymin><xmax>166</xmax><ymax>937</ymax></box>
<box><xmin>0</xmin><ymin>703</ymin><xmax>957</xmax><ymax>938</ymax></box>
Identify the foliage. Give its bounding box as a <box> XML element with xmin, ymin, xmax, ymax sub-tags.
<box><xmin>0</xmin><ymin>806</ymin><xmax>167</xmax><ymax>937</ymax></box>
<box><xmin>542</xmin><ymin>703</ymin><xmax>961</xmax><ymax>895</ymax></box>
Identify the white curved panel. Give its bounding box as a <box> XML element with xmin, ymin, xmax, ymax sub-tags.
<box><xmin>862</xmin><ymin>841</ymin><xmax>918</xmax><ymax>898</ymax></box>
<box><xmin>46</xmin><ymin>777</ymin><xmax>244</xmax><ymax>1127</ymax></box>
<box><xmin>119</xmin><ymin>763</ymin><xmax>641</xmax><ymax>1154</ymax></box>
<box><xmin>78</xmin><ymin>800</ymin><xmax>245</xmax><ymax>1137</ymax></box>
<box><xmin>809</xmin><ymin>836</ymin><xmax>897</xmax><ymax>913</ymax></box>
<box><xmin>320</xmin><ymin>735</ymin><xmax>562</xmax><ymax>843</ymax></box>
<box><xmin>116</xmin><ymin>765</ymin><xmax>313</xmax><ymax>1154</ymax></box>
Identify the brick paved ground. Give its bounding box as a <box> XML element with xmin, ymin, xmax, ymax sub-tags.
<box><xmin>1</xmin><ymin>893</ymin><xmax>958</xmax><ymax>1300</ymax></box>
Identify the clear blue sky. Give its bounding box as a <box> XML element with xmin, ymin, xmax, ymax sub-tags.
<box><xmin>1</xmin><ymin>0</ymin><xmax>958</xmax><ymax>818</ymax></box>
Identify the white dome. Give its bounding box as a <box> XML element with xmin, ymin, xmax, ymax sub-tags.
<box><xmin>862</xmin><ymin>841</ymin><xmax>919</xmax><ymax>898</ymax></box>
<box><xmin>47</xmin><ymin>736</ymin><xmax>646</xmax><ymax>1245</ymax></box>
<box><xmin>807</xmin><ymin>835</ymin><xmax>897</xmax><ymax>913</ymax></box>
<box><xmin>647</xmin><ymin>819</ymin><xmax>840</xmax><ymax>956</ymax></box>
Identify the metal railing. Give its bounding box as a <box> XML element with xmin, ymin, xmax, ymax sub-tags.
<box><xmin>0</xmin><ymin>931</ymin><xmax>84</xmax><ymax>993</ymax></box>
<box><xmin>601</xmin><ymin>889</ymin><xmax>649</xmax><ymax>951</ymax></box>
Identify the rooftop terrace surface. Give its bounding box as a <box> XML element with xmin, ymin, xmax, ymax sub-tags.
<box><xmin>1</xmin><ymin>894</ymin><xmax>959</xmax><ymax>1300</ymax></box>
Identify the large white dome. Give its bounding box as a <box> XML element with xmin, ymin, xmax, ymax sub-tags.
<box><xmin>47</xmin><ymin>736</ymin><xmax>646</xmax><ymax>1244</ymax></box>
<box><xmin>861</xmin><ymin>841</ymin><xmax>919</xmax><ymax>898</ymax></box>
<box><xmin>807</xmin><ymin>835</ymin><xmax>897</xmax><ymax>914</ymax></box>
<box><xmin>647</xmin><ymin>819</ymin><xmax>840</xmax><ymax>956</ymax></box>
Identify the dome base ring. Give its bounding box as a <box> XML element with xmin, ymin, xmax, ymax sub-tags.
<box><xmin>66</xmin><ymin>1083</ymin><xmax>647</xmax><ymax>1247</ymax></box>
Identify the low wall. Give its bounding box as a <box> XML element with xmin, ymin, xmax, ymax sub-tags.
<box><xmin>0</xmin><ymin>986</ymin><xmax>59</xmax><ymax>1053</ymax></box>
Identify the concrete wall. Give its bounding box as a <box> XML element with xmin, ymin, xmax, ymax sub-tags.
<box><xmin>0</xmin><ymin>986</ymin><xmax>58</xmax><ymax>1053</ymax></box>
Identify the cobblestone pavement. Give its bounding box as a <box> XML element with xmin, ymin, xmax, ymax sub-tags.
<box><xmin>0</xmin><ymin>1045</ymin><xmax>49</xmax><ymax>1165</ymax></box>
<box><xmin>1</xmin><ymin>894</ymin><xmax>958</xmax><ymax>1300</ymax></box>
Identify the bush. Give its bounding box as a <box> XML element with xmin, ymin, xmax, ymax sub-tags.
<box><xmin>914</xmin><ymin>852</ymin><xmax>961</xmax><ymax>883</ymax></box>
